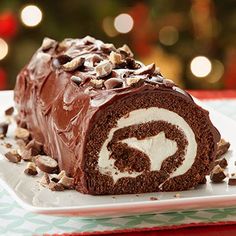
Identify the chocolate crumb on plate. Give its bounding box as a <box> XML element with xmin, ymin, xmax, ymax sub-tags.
<box><xmin>48</xmin><ymin>182</ymin><xmax>65</xmax><ymax>191</ymax></box>
<box><xmin>40</xmin><ymin>173</ymin><xmax>50</xmax><ymax>187</ymax></box>
<box><xmin>35</xmin><ymin>155</ymin><xmax>58</xmax><ymax>174</ymax></box>
<box><xmin>4</xmin><ymin>142</ymin><xmax>12</xmax><ymax>149</ymax></box>
<box><xmin>150</xmin><ymin>197</ymin><xmax>158</xmax><ymax>201</ymax></box>
<box><xmin>58</xmin><ymin>175</ymin><xmax>74</xmax><ymax>189</ymax></box>
<box><xmin>0</xmin><ymin>122</ymin><xmax>9</xmax><ymax>137</ymax></box>
<box><xmin>15</xmin><ymin>127</ymin><xmax>30</xmax><ymax>143</ymax></box>
<box><xmin>216</xmin><ymin>139</ymin><xmax>230</xmax><ymax>159</ymax></box>
<box><xmin>174</xmin><ymin>193</ymin><xmax>181</xmax><ymax>198</ymax></box>
<box><xmin>5</xmin><ymin>107</ymin><xmax>14</xmax><ymax>116</ymax></box>
<box><xmin>215</xmin><ymin>158</ymin><xmax>228</xmax><ymax>169</ymax></box>
<box><xmin>210</xmin><ymin>164</ymin><xmax>226</xmax><ymax>183</ymax></box>
<box><xmin>4</xmin><ymin>150</ymin><xmax>21</xmax><ymax>163</ymax></box>
<box><xmin>24</xmin><ymin>162</ymin><xmax>38</xmax><ymax>176</ymax></box>
<box><xmin>228</xmin><ymin>177</ymin><xmax>236</xmax><ymax>186</ymax></box>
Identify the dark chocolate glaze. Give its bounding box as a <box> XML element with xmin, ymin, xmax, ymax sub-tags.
<box><xmin>14</xmin><ymin>36</ymin><xmax>220</xmax><ymax>193</ymax></box>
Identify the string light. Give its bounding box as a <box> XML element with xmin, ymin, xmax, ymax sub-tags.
<box><xmin>114</xmin><ymin>13</ymin><xmax>134</xmax><ymax>34</ymax></box>
<box><xmin>0</xmin><ymin>38</ymin><xmax>8</xmax><ymax>60</ymax></box>
<box><xmin>190</xmin><ymin>56</ymin><xmax>212</xmax><ymax>77</ymax></box>
<box><xmin>20</xmin><ymin>5</ymin><xmax>42</xmax><ymax>27</ymax></box>
<box><xmin>159</xmin><ymin>26</ymin><xmax>179</xmax><ymax>46</ymax></box>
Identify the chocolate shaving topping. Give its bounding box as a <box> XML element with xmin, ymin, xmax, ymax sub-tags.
<box><xmin>95</xmin><ymin>60</ymin><xmax>113</xmax><ymax>78</ymax></box>
<box><xmin>52</xmin><ymin>55</ymin><xmax>72</xmax><ymax>69</ymax></box>
<box><xmin>117</xmin><ymin>44</ymin><xmax>133</xmax><ymax>57</ymax></box>
<box><xmin>5</xmin><ymin>107</ymin><xmax>14</xmax><ymax>116</ymax></box>
<box><xmin>71</xmin><ymin>75</ymin><xmax>82</xmax><ymax>85</ymax></box>
<box><xmin>90</xmin><ymin>79</ymin><xmax>104</xmax><ymax>89</ymax></box>
<box><xmin>100</xmin><ymin>43</ymin><xmax>116</xmax><ymax>54</ymax></box>
<box><xmin>126</xmin><ymin>77</ymin><xmax>145</xmax><ymax>87</ymax></box>
<box><xmin>134</xmin><ymin>63</ymin><xmax>156</xmax><ymax>76</ymax></box>
<box><xmin>109</xmin><ymin>51</ymin><xmax>122</xmax><ymax>65</ymax></box>
<box><xmin>104</xmin><ymin>78</ymin><xmax>123</xmax><ymax>89</ymax></box>
<box><xmin>62</xmin><ymin>56</ymin><xmax>85</xmax><ymax>71</ymax></box>
<box><xmin>41</xmin><ymin>37</ymin><xmax>57</xmax><ymax>52</ymax></box>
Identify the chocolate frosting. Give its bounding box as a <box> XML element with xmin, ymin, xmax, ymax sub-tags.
<box><xmin>14</xmin><ymin>36</ymin><xmax>220</xmax><ymax>182</ymax></box>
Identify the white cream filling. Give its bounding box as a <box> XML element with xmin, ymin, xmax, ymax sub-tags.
<box><xmin>97</xmin><ymin>107</ymin><xmax>197</xmax><ymax>183</ymax></box>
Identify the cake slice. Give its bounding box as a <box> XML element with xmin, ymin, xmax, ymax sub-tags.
<box><xmin>14</xmin><ymin>36</ymin><xmax>220</xmax><ymax>195</ymax></box>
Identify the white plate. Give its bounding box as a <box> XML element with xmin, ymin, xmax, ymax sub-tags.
<box><xmin>0</xmin><ymin>90</ymin><xmax>235</xmax><ymax>217</ymax></box>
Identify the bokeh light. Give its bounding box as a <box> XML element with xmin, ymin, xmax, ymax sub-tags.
<box><xmin>208</xmin><ymin>60</ymin><xmax>224</xmax><ymax>83</ymax></box>
<box><xmin>0</xmin><ymin>38</ymin><xmax>8</xmax><ymax>60</ymax></box>
<box><xmin>190</xmin><ymin>56</ymin><xmax>212</xmax><ymax>77</ymax></box>
<box><xmin>159</xmin><ymin>26</ymin><xmax>179</xmax><ymax>46</ymax></box>
<box><xmin>20</xmin><ymin>5</ymin><xmax>42</xmax><ymax>27</ymax></box>
<box><xmin>114</xmin><ymin>13</ymin><xmax>134</xmax><ymax>34</ymax></box>
<box><xmin>103</xmin><ymin>17</ymin><xmax>118</xmax><ymax>37</ymax></box>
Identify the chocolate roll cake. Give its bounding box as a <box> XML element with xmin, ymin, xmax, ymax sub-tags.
<box><xmin>14</xmin><ymin>36</ymin><xmax>220</xmax><ymax>195</ymax></box>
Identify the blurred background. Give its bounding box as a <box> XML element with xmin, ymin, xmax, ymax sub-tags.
<box><xmin>0</xmin><ymin>0</ymin><xmax>235</xmax><ymax>90</ymax></box>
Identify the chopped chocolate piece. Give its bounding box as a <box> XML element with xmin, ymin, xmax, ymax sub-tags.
<box><xmin>4</xmin><ymin>143</ymin><xmax>12</xmax><ymax>149</ymax></box>
<box><xmin>134</xmin><ymin>63</ymin><xmax>155</xmax><ymax>76</ymax></box>
<box><xmin>58</xmin><ymin>175</ymin><xmax>74</xmax><ymax>189</ymax></box>
<box><xmin>90</xmin><ymin>54</ymin><xmax>103</xmax><ymax>66</ymax></box>
<box><xmin>90</xmin><ymin>79</ymin><xmax>104</xmax><ymax>89</ymax></box>
<box><xmin>117</xmin><ymin>44</ymin><xmax>133</xmax><ymax>57</ymax></box>
<box><xmin>5</xmin><ymin>107</ymin><xmax>14</xmax><ymax>116</ymax></box>
<box><xmin>100</xmin><ymin>43</ymin><xmax>116</xmax><ymax>54</ymax></box>
<box><xmin>40</xmin><ymin>173</ymin><xmax>50</xmax><ymax>187</ymax></box>
<box><xmin>0</xmin><ymin>122</ymin><xmax>9</xmax><ymax>137</ymax></box>
<box><xmin>216</xmin><ymin>139</ymin><xmax>230</xmax><ymax>159</ymax></box>
<box><xmin>0</xmin><ymin>134</ymin><xmax>4</xmax><ymax>139</ymax></box>
<box><xmin>150</xmin><ymin>197</ymin><xmax>158</xmax><ymax>201</ymax></box>
<box><xmin>231</xmin><ymin>173</ymin><xmax>236</xmax><ymax>177</ymax></box>
<box><xmin>57</xmin><ymin>170</ymin><xmax>66</xmax><ymax>179</ymax></box>
<box><xmin>104</xmin><ymin>78</ymin><xmax>123</xmax><ymax>89</ymax></box>
<box><xmin>48</xmin><ymin>182</ymin><xmax>65</xmax><ymax>191</ymax></box>
<box><xmin>51</xmin><ymin>177</ymin><xmax>59</xmax><ymax>183</ymax></box>
<box><xmin>15</xmin><ymin>127</ymin><xmax>30</xmax><ymax>142</ymax></box>
<box><xmin>41</xmin><ymin>37</ymin><xmax>56</xmax><ymax>51</ymax></box>
<box><xmin>163</xmin><ymin>79</ymin><xmax>175</xmax><ymax>88</ymax></box>
<box><xmin>5</xmin><ymin>150</ymin><xmax>21</xmax><ymax>163</ymax></box>
<box><xmin>147</xmin><ymin>75</ymin><xmax>164</xmax><ymax>84</ymax></box>
<box><xmin>83</xmin><ymin>36</ymin><xmax>96</xmax><ymax>44</ymax></box>
<box><xmin>52</xmin><ymin>55</ymin><xmax>72</xmax><ymax>68</ymax></box>
<box><xmin>109</xmin><ymin>51</ymin><xmax>122</xmax><ymax>65</ymax></box>
<box><xmin>25</xmin><ymin>140</ymin><xmax>42</xmax><ymax>156</ymax></box>
<box><xmin>71</xmin><ymin>75</ymin><xmax>82</xmax><ymax>85</ymax></box>
<box><xmin>215</xmin><ymin>158</ymin><xmax>228</xmax><ymax>169</ymax></box>
<box><xmin>95</xmin><ymin>60</ymin><xmax>113</xmax><ymax>78</ymax></box>
<box><xmin>62</xmin><ymin>56</ymin><xmax>85</xmax><ymax>71</ymax></box>
<box><xmin>210</xmin><ymin>165</ymin><xmax>226</xmax><ymax>183</ymax></box>
<box><xmin>126</xmin><ymin>58</ymin><xmax>141</xmax><ymax>69</ymax></box>
<box><xmin>24</xmin><ymin>162</ymin><xmax>38</xmax><ymax>176</ymax></box>
<box><xmin>16</xmin><ymin>139</ymin><xmax>26</xmax><ymax>149</ymax></box>
<box><xmin>198</xmin><ymin>176</ymin><xmax>207</xmax><ymax>184</ymax></box>
<box><xmin>126</xmin><ymin>77</ymin><xmax>144</xmax><ymax>86</ymax></box>
<box><xmin>228</xmin><ymin>177</ymin><xmax>236</xmax><ymax>186</ymax></box>
<box><xmin>21</xmin><ymin>149</ymin><xmax>34</xmax><ymax>161</ymax></box>
<box><xmin>35</xmin><ymin>155</ymin><xmax>58</xmax><ymax>174</ymax></box>
<box><xmin>174</xmin><ymin>193</ymin><xmax>181</xmax><ymax>198</ymax></box>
